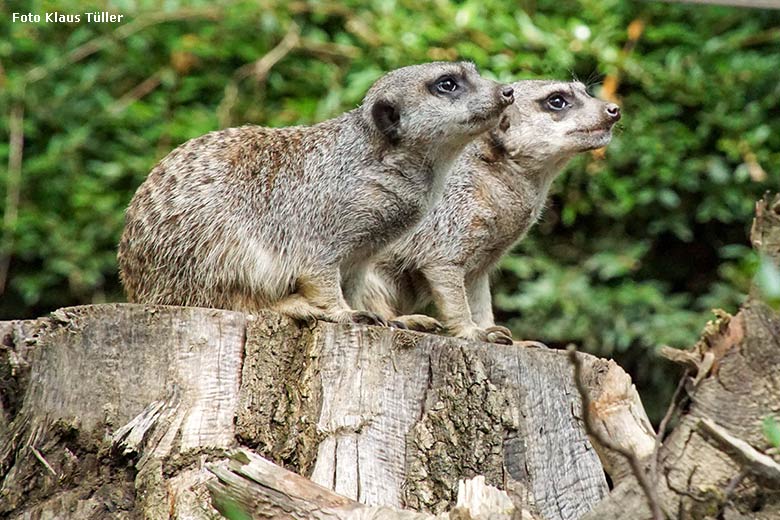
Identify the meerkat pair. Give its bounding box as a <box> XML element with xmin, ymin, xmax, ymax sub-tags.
<box><xmin>118</xmin><ymin>62</ymin><xmax>515</xmax><ymax>325</ymax></box>
<box><xmin>118</xmin><ymin>63</ymin><xmax>621</xmax><ymax>345</ymax></box>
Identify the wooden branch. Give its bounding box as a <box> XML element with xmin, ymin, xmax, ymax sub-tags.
<box><xmin>650</xmin><ymin>370</ymin><xmax>690</xmax><ymax>490</ymax></box>
<box><xmin>208</xmin><ymin>449</ymin><xmax>363</xmax><ymax>519</ymax></box>
<box><xmin>235</xmin><ymin>23</ymin><xmax>301</xmax><ymax>82</ymax></box>
<box><xmin>567</xmin><ymin>347</ymin><xmax>662</xmax><ymax>520</ymax></box>
<box><xmin>108</xmin><ymin>69</ymin><xmax>164</xmax><ymax>115</ymax></box>
<box><xmin>207</xmin><ymin>448</ymin><xmax>520</xmax><ymax>520</ymax></box>
<box><xmin>582</xmin><ymin>194</ymin><xmax>780</xmax><ymax>519</ymax></box>
<box><xmin>699</xmin><ymin>418</ymin><xmax>780</xmax><ymax>485</ymax></box>
<box><xmin>751</xmin><ymin>192</ymin><xmax>780</xmax><ymax>264</ymax></box>
<box><xmin>218</xmin><ymin>22</ymin><xmax>300</xmax><ymax>127</ymax></box>
<box><xmin>575</xmin><ymin>354</ymin><xmax>656</xmax><ymax>485</ymax></box>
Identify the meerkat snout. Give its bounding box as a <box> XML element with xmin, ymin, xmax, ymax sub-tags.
<box><xmin>500</xmin><ymin>85</ymin><xmax>515</xmax><ymax>105</ymax></box>
<box><xmin>605</xmin><ymin>102</ymin><xmax>621</xmax><ymax>122</ymax></box>
<box><xmin>362</xmin><ymin>62</ymin><xmax>514</xmax><ymax>147</ymax></box>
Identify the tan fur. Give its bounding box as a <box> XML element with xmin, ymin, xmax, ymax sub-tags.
<box><xmin>349</xmin><ymin>80</ymin><xmax>621</xmax><ymax>341</ymax></box>
<box><xmin>118</xmin><ymin>62</ymin><xmax>514</xmax><ymax>325</ymax></box>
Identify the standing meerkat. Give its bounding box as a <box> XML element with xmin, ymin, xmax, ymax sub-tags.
<box><xmin>348</xmin><ymin>80</ymin><xmax>621</xmax><ymax>341</ymax></box>
<box><xmin>118</xmin><ymin>62</ymin><xmax>515</xmax><ymax>324</ymax></box>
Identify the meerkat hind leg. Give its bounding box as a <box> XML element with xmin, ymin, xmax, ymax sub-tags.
<box><xmin>422</xmin><ymin>266</ymin><xmax>509</xmax><ymax>344</ymax></box>
<box><xmin>467</xmin><ymin>274</ymin><xmax>513</xmax><ymax>345</ymax></box>
<box><xmin>270</xmin><ymin>294</ymin><xmax>329</xmax><ymax>325</ymax></box>
<box><xmin>274</xmin><ymin>271</ymin><xmax>387</xmax><ymax>326</ymax></box>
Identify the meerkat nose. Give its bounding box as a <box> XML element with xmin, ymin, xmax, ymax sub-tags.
<box><xmin>605</xmin><ymin>103</ymin><xmax>621</xmax><ymax>121</ymax></box>
<box><xmin>500</xmin><ymin>85</ymin><xmax>515</xmax><ymax>104</ymax></box>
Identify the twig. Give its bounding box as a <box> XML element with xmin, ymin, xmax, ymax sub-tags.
<box><xmin>651</xmin><ymin>369</ymin><xmax>690</xmax><ymax>485</ymax></box>
<box><xmin>0</xmin><ymin>102</ymin><xmax>24</xmax><ymax>295</ymax></box>
<box><xmin>218</xmin><ymin>22</ymin><xmax>301</xmax><ymax>127</ymax></box>
<box><xmin>724</xmin><ymin>469</ymin><xmax>748</xmax><ymax>499</ymax></box>
<box><xmin>235</xmin><ymin>22</ymin><xmax>301</xmax><ymax>83</ymax></box>
<box><xmin>567</xmin><ymin>346</ymin><xmax>663</xmax><ymax>520</ymax></box>
<box><xmin>699</xmin><ymin>418</ymin><xmax>780</xmax><ymax>484</ymax></box>
<box><xmin>109</xmin><ymin>69</ymin><xmax>164</xmax><ymax>115</ymax></box>
<box><xmin>30</xmin><ymin>446</ymin><xmax>57</xmax><ymax>477</ymax></box>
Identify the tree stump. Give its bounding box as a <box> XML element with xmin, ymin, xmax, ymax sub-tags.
<box><xmin>1</xmin><ymin>304</ymin><xmax>621</xmax><ymax>519</ymax></box>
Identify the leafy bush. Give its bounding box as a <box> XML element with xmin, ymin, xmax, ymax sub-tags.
<box><xmin>2</xmin><ymin>0</ymin><xmax>778</xmax><ymax>420</ymax></box>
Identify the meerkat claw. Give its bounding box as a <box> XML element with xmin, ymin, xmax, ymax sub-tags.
<box><xmin>350</xmin><ymin>311</ymin><xmax>388</xmax><ymax>327</ymax></box>
<box><xmin>486</xmin><ymin>330</ymin><xmax>513</xmax><ymax>345</ymax></box>
<box><xmin>485</xmin><ymin>325</ymin><xmax>513</xmax><ymax>339</ymax></box>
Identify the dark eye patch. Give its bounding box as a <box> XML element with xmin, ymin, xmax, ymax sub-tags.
<box><xmin>545</xmin><ymin>93</ymin><xmax>570</xmax><ymax>111</ymax></box>
<box><xmin>428</xmin><ymin>74</ymin><xmax>463</xmax><ymax>96</ymax></box>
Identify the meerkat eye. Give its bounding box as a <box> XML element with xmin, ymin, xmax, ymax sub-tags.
<box><xmin>546</xmin><ymin>94</ymin><xmax>569</xmax><ymax>111</ymax></box>
<box><xmin>435</xmin><ymin>76</ymin><xmax>459</xmax><ymax>94</ymax></box>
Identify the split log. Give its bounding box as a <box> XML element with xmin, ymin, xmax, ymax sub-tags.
<box><xmin>583</xmin><ymin>193</ymin><xmax>780</xmax><ymax>519</ymax></box>
<box><xmin>0</xmin><ymin>303</ymin><xmax>627</xmax><ymax>519</ymax></box>
<box><xmin>584</xmin><ymin>299</ymin><xmax>780</xmax><ymax>520</ymax></box>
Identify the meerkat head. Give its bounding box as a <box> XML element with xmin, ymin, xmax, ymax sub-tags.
<box><xmin>491</xmin><ymin>80</ymin><xmax>621</xmax><ymax>164</ymax></box>
<box><xmin>362</xmin><ymin>62</ymin><xmax>515</xmax><ymax>149</ymax></box>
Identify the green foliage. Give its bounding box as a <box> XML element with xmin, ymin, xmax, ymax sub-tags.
<box><xmin>764</xmin><ymin>416</ymin><xmax>780</xmax><ymax>450</ymax></box>
<box><xmin>2</xmin><ymin>0</ymin><xmax>779</xmax><ymax>420</ymax></box>
<box><xmin>213</xmin><ymin>498</ymin><xmax>252</xmax><ymax>520</ymax></box>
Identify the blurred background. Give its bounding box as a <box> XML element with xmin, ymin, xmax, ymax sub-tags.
<box><xmin>2</xmin><ymin>0</ymin><xmax>779</xmax><ymax>420</ymax></box>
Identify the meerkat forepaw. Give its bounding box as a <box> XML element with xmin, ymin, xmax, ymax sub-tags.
<box><xmin>485</xmin><ymin>325</ymin><xmax>513</xmax><ymax>345</ymax></box>
<box><xmin>391</xmin><ymin>314</ymin><xmax>444</xmax><ymax>333</ymax></box>
<box><xmin>454</xmin><ymin>325</ymin><xmax>512</xmax><ymax>345</ymax></box>
<box><xmin>347</xmin><ymin>310</ymin><xmax>389</xmax><ymax>327</ymax></box>
<box><xmin>388</xmin><ymin>320</ymin><xmax>409</xmax><ymax>330</ymax></box>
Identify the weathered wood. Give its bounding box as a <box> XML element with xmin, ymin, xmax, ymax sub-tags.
<box><xmin>0</xmin><ymin>319</ymin><xmax>39</xmax><ymax>437</ymax></box>
<box><xmin>0</xmin><ymin>304</ymin><xmax>610</xmax><ymax>519</ymax></box>
<box><xmin>237</xmin><ymin>315</ymin><xmax>609</xmax><ymax>517</ymax></box>
<box><xmin>1</xmin><ymin>304</ymin><xmax>247</xmax><ymax>518</ymax></box>
<box><xmin>4</xmin><ymin>195</ymin><xmax>779</xmax><ymax>520</ymax></box>
<box><xmin>583</xmin><ymin>301</ymin><xmax>780</xmax><ymax>519</ymax></box>
<box><xmin>207</xmin><ymin>448</ymin><xmax>523</xmax><ymax>519</ymax></box>
<box><xmin>581</xmin><ymin>193</ymin><xmax>780</xmax><ymax>520</ymax></box>
<box><xmin>578</xmin><ymin>356</ymin><xmax>656</xmax><ymax>485</ymax></box>
<box><xmin>751</xmin><ymin>192</ymin><xmax>780</xmax><ymax>263</ymax></box>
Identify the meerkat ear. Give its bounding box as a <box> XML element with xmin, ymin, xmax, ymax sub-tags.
<box><xmin>371</xmin><ymin>99</ymin><xmax>401</xmax><ymax>145</ymax></box>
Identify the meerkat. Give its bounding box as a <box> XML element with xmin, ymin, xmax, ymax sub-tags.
<box><xmin>118</xmin><ymin>62</ymin><xmax>515</xmax><ymax>325</ymax></box>
<box><xmin>348</xmin><ymin>80</ymin><xmax>621</xmax><ymax>341</ymax></box>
